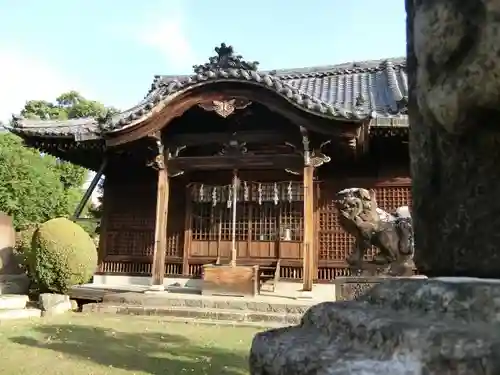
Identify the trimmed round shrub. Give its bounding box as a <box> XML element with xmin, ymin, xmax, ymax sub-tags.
<box><xmin>31</xmin><ymin>217</ymin><xmax>97</xmax><ymax>293</ymax></box>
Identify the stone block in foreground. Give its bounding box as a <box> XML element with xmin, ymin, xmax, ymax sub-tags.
<box><xmin>249</xmin><ymin>278</ymin><xmax>500</xmax><ymax>375</ymax></box>
<box><xmin>39</xmin><ymin>293</ymin><xmax>72</xmax><ymax>316</ymax></box>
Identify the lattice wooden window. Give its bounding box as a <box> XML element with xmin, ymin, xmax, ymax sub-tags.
<box><xmin>191</xmin><ymin>202</ymin><xmax>250</xmax><ymax>241</ymax></box>
<box><xmin>104</xmin><ymin>182</ymin><xmax>156</xmax><ymax>257</ymax></box>
<box><xmin>190</xmin><ymin>181</ymin><xmax>304</xmax><ymax>243</ymax></box>
<box><xmin>251</xmin><ymin>202</ymin><xmax>278</xmax><ymax>241</ymax></box>
<box><xmin>192</xmin><ymin>203</ymin><xmax>216</xmax><ymax>241</ymax></box>
<box><xmin>249</xmin><ymin>201</ymin><xmax>303</xmax><ymax>242</ymax></box>
<box><xmin>279</xmin><ymin>201</ymin><xmax>303</xmax><ymax>242</ymax></box>
<box><xmin>235</xmin><ymin>203</ymin><xmax>251</xmax><ymax>241</ymax></box>
<box><xmin>375</xmin><ymin>187</ymin><xmax>412</xmax><ymax>212</ymax></box>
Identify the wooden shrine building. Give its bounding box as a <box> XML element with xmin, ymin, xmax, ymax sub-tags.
<box><xmin>9</xmin><ymin>43</ymin><xmax>410</xmax><ymax>291</ymax></box>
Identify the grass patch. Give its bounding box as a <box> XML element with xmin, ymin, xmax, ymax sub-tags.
<box><xmin>0</xmin><ymin>313</ymin><xmax>262</xmax><ymax>375</ymax></box>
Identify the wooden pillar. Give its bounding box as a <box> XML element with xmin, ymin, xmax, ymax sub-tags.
<box><xmin>149</xmin><ymin>142</ymin><xmax>170</xmax><ymax>291</ymax></box>
<box><xmin>302</xmin><ymin>165</ymin><xmax>315</xmax><ymax>292</ymax></box>
<box><xmin>182</xmin><ymin>189</ymin><xmax>192</xmax><ymax>276</ymax></box>
<box><xmin>96</xmin><ymin>177</ymin><xmax>110</xmax><ymax>272</ymax></box>
<box><xmin>230</xmin><ymin>169</ymin><xmax>238</xmax><ymax>267</ymax></box>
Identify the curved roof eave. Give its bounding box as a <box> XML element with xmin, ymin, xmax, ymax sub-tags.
<box><xmin>7</xmin><ymin>117</ymin><xmax>101</xmax><ymax>141</ymax></box>
<box><xmin>103</xmin><ymin>69</ymin><xmax>370</xmax><ymax>133</ymax></box>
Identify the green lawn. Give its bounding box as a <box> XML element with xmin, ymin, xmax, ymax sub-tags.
<box><xmin>0</xmin><ymin>313</ymin><xmax>263</xmax><ymax>375</ymax></box>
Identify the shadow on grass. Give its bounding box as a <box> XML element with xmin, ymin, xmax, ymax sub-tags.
<box><xmin>10</xmin><ymin>323</ymin><xmax>249</xmax><ymax>375</ymax></box>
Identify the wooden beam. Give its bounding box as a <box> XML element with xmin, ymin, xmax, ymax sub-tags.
<box><xmin>149</xmin><ymin>144</ymin><xmax>170</xmax><ymax>291</ymax></box>
<box><xmin>168</xmin><ymin>154</ymin><xmax>302</xmax><ymax>171</ymax></box>
<box><xmin>71</xmin><ymin>158</ymin><xmax>107</xmax><ymax>220</ymax></box>
<box><xmin>166</xmin><ymin>130</ymin><xmax>298</xmax><ymax>148</ymax></box>
<box><xmin>302</xmin><ymin>165</ymin><xmax>315</xmax><ymax>292</ymax></box>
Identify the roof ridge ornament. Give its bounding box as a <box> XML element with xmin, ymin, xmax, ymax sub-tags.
<box><xmin>193</xmin><ymin>43</ymin><xmax>259</xmax><ymax>74</ymax></box>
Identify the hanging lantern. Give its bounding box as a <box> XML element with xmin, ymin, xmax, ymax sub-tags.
<box><xmin>273</xmin><ymin>183</ymin><xmax>279</xmax><ymax>205</ymax></box>
<box><xmin>258</xmin><ymin>183</ymin><xmax>263</xmax><ymax>205</ymax></box>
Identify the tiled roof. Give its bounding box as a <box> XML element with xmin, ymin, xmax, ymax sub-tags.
<box><xmin>8</xmin><ymin>117</ymin><xmax>100</xmax><ymax>140</ymax></box>
<box><xmin>10</xmin><ymin>46</ymin><xmax>408</xmax><ymax>140</ymax></box>
<box><xmin>149</xmin><ymin>57</ymin><xmax>408</xmax><ymax>120</ymax></box>
<box><xmin>108</xmin><ymin>68</ymin><xmax>373</xmax><ymax>132</ymax></box>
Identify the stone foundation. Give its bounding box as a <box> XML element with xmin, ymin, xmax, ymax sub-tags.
<box><xmin>250</xmin><ymin>279</ymin><xmax>500</xmax><ymax>374</ymax></box>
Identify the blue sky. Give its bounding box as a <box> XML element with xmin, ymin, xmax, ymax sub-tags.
<box><xmin>0</xmin><ymin>0</ymin><xmax>406</xmax><ymax>121</ymax></box>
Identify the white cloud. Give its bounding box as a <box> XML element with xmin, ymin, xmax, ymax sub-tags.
<box><xmin>138</xmin><ymin>19</ymin><xmax>196</xmax><ymax>72</ymax></box>
<box><xmin>129</xmin><ymin>1</ymin><xmax>197</xmax><ymax>72</ymax></box>
<box><xmin>0</xmin><ymin>47</ymin><xmax>90</xmax><ymax>123</ymax></box>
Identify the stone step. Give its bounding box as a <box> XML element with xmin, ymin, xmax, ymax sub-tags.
<box><xmin>0</xmin><ymin>308</ymin><xmax>41</xmax><ymax>320</ymax></box>
<box><xmin>82</xmin><ymin>303</ymin><xmax>304</xmax><ymax>326</ymax></box>
<box><xmin>102</xmin><ymin>292</ymin><xmax>314</xmax><ymax>314</ymax></box>
<box><xmin>0</xmin><ymin>295</ymin><xmax>29</xmax><ymax>310</ymax></box>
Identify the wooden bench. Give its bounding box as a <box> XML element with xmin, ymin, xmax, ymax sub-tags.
<box><xmin>257</xmin><ymin>260</ymin><xmax>281</xmax><ymax>293</ymax></box>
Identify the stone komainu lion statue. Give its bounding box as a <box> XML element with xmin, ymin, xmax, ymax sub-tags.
<box><xmin>334</xmin><ymin>188</ymin><xmax>414</xmax><ymax>276</ymax></box>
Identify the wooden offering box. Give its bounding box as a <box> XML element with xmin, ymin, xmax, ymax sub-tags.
<box><xmin>201</xmin><ymin>264</ymin><xmax>258</xmax><ymax>297</ymax></box>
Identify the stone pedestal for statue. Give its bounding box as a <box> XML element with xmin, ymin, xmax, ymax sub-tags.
<box><xmin>333</xmin><ymin>275</ymin><xmax>426</xmax><ymax>301</ymax></box>
<box><xmin>250</xmin><ymin>279</ymin><xmax>500</xmax><ymax>374</ymax></box>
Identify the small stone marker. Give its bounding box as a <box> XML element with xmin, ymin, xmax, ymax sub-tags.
<box><xmin>39</xmin><ymin>293</ymin><xmax>72</xmax><ymax>316</ymax></box>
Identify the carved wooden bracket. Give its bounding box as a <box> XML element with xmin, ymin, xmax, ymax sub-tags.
<box><xmin>285</xmin><ymin>130</ymin><xmax>331</xmax><ymax>175</ymax></box>
<box><xmin>218</xmin><ymin>139</ymin><xmax>248</xmax><ymax>156</ymax></box>
<box><xmin>146</xmin><ymin>133</ymin><xmax>185</xmax><ymax>176</ymax></box>
<box><xmin>198</xmin><ymin>98</ymin><xmax>252</xmax><ymax>118</ymax></box>
<box><xmin>310</xmin><ymin>140</ymin><xmax>332</xmax><ymax>167</ymax></box>
<box><xmin>147</xmin><ymin>138</ymin><xmax>165</xmax><ymax>170</ymax></box>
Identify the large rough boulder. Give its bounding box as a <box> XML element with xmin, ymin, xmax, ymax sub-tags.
<box><xmin>250</xmin><ymin>279</ymin><xmax>500</xmax><ymax>374</ymax></box>
<box><xmin>407</xmin><ymin>0</ymin><xmax>500</xmax><ymax>276</ymax></box>
<box><xmin>31</xmin><ymin>218</ymin><xmax>97</xmax><ymax>293</ymax></box>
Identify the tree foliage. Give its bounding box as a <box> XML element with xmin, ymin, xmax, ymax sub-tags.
<box><xmin>20</xmin><ymin>91</ymin><xmax>117</xmax><ymax>201</ymax></box>
<box><xmin>0</xmin><ymin>91</ymin><xmax>115</xmax><ymax>231</ymax></box>
<box><xmin>0</xmin><ymin>133</ymin><xmax>75</xmax><ymax>229</ymax></box>
<box><xmin>21</xmin><ymin>91</ymin><xmax>118</xmax><ymax>121</ymax></box>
